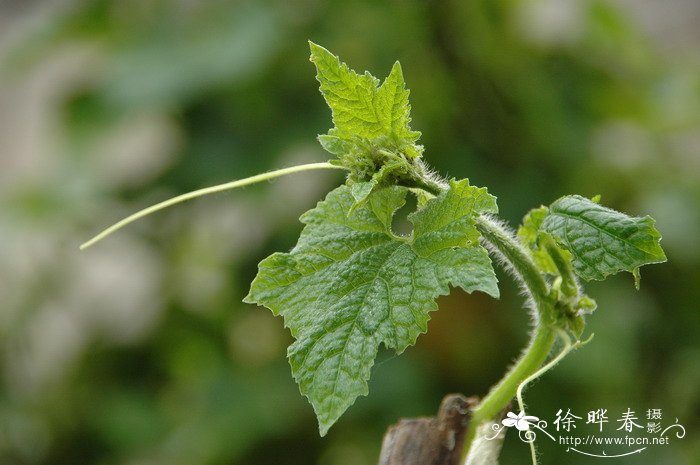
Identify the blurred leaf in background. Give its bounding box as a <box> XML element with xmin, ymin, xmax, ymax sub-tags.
<box><xmin>0</xmin><ymin>0</ymin><xmax>698</xmax><ymax>464</ymax></box>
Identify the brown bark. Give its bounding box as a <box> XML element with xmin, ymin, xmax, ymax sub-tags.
<box><xmin>377</xmin><ymin>394</ymin><xmax>478</xmax><ymax>465</ymax></box>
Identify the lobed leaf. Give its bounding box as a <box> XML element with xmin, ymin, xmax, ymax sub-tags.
<box><xmin>244</xmin><ymin>179</ymin><xmax>498</xmax><ymax>434</ymax></box>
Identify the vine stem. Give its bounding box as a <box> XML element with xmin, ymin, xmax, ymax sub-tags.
<box><xmin>413</xmin><ymin>178</ymin><xmax>563</xmax><ymax>463</ymax></box>
<box><xmin>515</xmin><ymin>330</ymin><xmax>593</xmax><ymax>465</ymax></box>
<box><xmin>404</xmin><ymin>186</ymin><xmax>562</xmax><ymax>461</ymax></box>
<box><xmin>516</xmin><ymin>329</ymin><xmax>572</xmax><ymax>414</ymax></box>
<box><xmin>80</xmin><ymin>162</ymin><xmax>347</xmax><ymax>250</ymax></box>
<box><xmin>517</xmin><ymin>329</ymin><xmax>570</xmax><ymax>465</ymax></box>
<box><xmin>458</xmin><ymin>214</ymin><xmax>558</xmax><ymax>463</ymax></box>
<box><xmin>462</xmin><ymin>324</ymin><xmax>555</xmax><ymax>462</ymax></box>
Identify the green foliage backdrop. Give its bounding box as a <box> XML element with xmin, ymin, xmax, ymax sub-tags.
<box><xmin>0</xmin><ymin>1</ymin><xmax>698</xmax><ymax>464</ymax></box>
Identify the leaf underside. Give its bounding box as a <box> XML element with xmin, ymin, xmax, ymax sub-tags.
<box><xmin>540</xmin><ymin>195</ymin><xmax>666</xmax><ymax>283</ymax></box>
<box><xmin>245</xmin><ymin>180</ymin><xmax>498</xmax><ymax>434</ymax></box>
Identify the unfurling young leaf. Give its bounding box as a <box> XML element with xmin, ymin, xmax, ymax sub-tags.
<box><xmin>540</xmin><ymin>195</ymin><xmax>666</xmax><ymax>285</ymax></box>
<box><xmin>309</xmin><ymin>42</ymin><xmax>426</xmax><ymax>198</ymax></box>
<box><xmin>309</xmin><ymin>41</ymin><xmax>420</xmax><ymax>145</ymax></box>
<box><xmin>518</xmin><ymin>206</ymin><xmax>565</xmax><ymax>275</ymax></box>
<box><xmin>244</xmin><ymin>180</ymin><xmax>498</xmax><ymax>434</ymax></box>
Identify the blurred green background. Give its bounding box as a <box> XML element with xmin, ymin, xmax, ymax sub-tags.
<box><xmin>1</xmin><ymin>1</ymin><xmax>698</xmax><ymax>464</ymax></box>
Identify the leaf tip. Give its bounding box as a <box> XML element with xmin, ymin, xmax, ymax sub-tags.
<box><xmin>389</xmin><ymin>60</ymin><xmax>403</xmax><ymax>76</ymax></box>
<box><xmin>242</xmin><ymin>286</ymin><xmax>261</xmax><ymax>305</ymax></box>
<box><xmin>308</xmin><ymin>40</ymin><xmax>321</xmax><ymax>52</ymax></box>
<box><xmin>318</xmin><ymin>422</ymin><xmax>331</xmax><ymax>437</ymax></box>
<box><xmin>308</xmin><ymin>41</ymin><xmax>332</xmax><ymax>63</ymax></box>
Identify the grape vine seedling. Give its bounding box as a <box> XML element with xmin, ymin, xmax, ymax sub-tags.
<box><xmin>81</xmin><ymin>42</ymin><xmax>666</xmax><ymax>463</ymax></box>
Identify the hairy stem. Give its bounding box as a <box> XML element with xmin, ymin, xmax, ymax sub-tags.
<box><xmin>383</xmin><ymin>180</ymin><xmax>563</xmax><ymax>461</ymax></box>
<box><xmin>459</xmin><ymin>215</ymin><xmax>557</xmax><ymax>462</ymax></box>
<box><xmin>406</xmin><ymin>171</ymin><xmax>561</xmax><ymax>459</ymax></box>
<box><xmin>476</xmin><ymin>215</ymin><xmax>550</xmax><ymax>314</ymax></box>
<box><xmin>517</xmin><ymin>329</ymin><xmax>570</xmax><ymax>465</ymax></box>
<box><xmin>80</xmin><ymin>162</ymin><xmax>346</xmax><ymax>250</ymax></box>
<box><xmin>462</xmin><ymin>325</ymin><xmax>555</xmax><ymax>461</ymax></box>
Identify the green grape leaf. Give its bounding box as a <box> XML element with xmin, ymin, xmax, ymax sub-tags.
<box><xmin>541</xmin><ymin>195</ymin><xmax>666</xmax><ymax>283</ymax></box>
<box><xmin>244</xmin><ymin>179</ymin><xmax>498</xmax><ymax>435</ymax></box>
